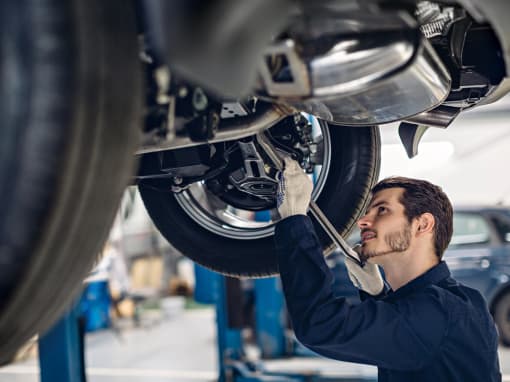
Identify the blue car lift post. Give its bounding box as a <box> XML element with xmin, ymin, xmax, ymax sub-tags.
<box><xmin>39</xmin><ymin>301</ymin><xmax>87</xmax><ymax>382</ymax></box>
<box><xmin>194</xmin><ymin>264</ymin><xmax>376</xmax><ymax>382</ymax></box>
<box><xmin>39</xmin><ymin>279</ymin><xmax>111</xmax><ymax>382</ymax></box>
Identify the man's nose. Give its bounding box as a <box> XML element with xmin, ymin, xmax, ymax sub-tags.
<box><xmin>357</xmin><ymin>214</ymin><xmax>372</xmax><ymax>229</ymax></box>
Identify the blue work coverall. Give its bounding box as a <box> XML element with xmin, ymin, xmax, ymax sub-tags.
<box><xmin>275</xmin><ymin>215</ymin><xmax>501</xmax><ymax>382</ymax></box>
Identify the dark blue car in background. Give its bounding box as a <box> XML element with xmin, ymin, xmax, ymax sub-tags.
<box><xmin>329</xmin><ymin>206</ymin><xmax>510</xmax><ymax>345</ymax></box>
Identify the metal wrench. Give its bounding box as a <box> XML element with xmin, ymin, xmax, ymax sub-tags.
<box><xmin>256</xmin><ymin>133</ymin><xmax>365</xmax><ymax>267</ymax></box>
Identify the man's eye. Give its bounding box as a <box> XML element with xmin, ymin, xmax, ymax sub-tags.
<box><xmin>378</xmin><ymin>206</ymin><xmax>387</xmax><ymax>214</ymax></box>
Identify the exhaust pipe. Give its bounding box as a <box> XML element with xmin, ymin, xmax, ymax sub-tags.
<box><xmin>257</xmin><ymin>19</ymin><xmax>451</xmax><ymax>126</ymax></box>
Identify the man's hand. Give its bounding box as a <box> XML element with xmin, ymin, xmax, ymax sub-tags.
<box><xmin>277</xmin><ymin>157</ymin><xmax>313</xmax><ymax>219</ymax></box>
<box><xmin>277</xmin><ymin>158</ymin><xmax>383</xmax><ymax>295</ymax></box>
<box><xmin>344</xmin><ymin>247</ymin><xmax>384</xmax><ymax>296</ymax></box>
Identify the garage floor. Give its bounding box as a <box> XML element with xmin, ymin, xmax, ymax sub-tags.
<box><xmin>0</xmin><ymin>307</ymin><xmax>509</xmax><ymax>382</ymax></box>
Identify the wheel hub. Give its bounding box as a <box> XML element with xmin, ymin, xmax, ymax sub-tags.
<box><xmin>205</xmin><ymin>115</ymin><xmax>320</xmax><ymax>211</ymax></box>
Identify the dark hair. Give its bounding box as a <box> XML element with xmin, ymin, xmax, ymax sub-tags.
<box><xmin>372</xmin><ymin>177</ymin><xmax>453</xmax><ymax>258</ymax></box>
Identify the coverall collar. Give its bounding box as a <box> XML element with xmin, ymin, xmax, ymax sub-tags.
<box><xmin>384</xmin><ymin>261</ymin><xmax>451</xmax><ymax>301</ymax></box>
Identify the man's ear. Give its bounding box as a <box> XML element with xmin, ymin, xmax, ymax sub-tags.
<box><xmin>416</xmin><ymin>213</ymin><xmax>435</xmax><ymax>234</ymax></box>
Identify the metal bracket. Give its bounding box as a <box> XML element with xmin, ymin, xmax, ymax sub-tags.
<box><xmin>258</xmin><ymin>39</ymin><xmax>311</xmax><ymax>97</ymax></box>
<box><xmin>398</xmin><ymin>122</ymin><xmax>430</xmax><ymax>159</ymax></box>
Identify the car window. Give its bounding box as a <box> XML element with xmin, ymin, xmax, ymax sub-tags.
<box><xmin>489</xmin><ymin>211</ymin><xmax>510</xmax><ymax>242</ymax></box>
<box><xmin>451</xmin><ymin>213</ymin><xmax>491</xmax><ymax>245</ymax></box>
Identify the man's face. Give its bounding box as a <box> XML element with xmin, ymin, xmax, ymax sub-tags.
<box><xmin>356</xmin><ymin>188</ymin><xmax>412</xmax><ymax>263</ymax></box>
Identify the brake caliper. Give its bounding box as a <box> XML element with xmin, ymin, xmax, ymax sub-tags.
<box><xmin>228</xmin><ymin>140</ymin><xmax>279</xmax><ymax>203</ymax></box>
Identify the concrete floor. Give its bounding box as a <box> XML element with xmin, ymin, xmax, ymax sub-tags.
<box><xmin>0</xmin><ymin>307</ymin><xmax>509</xmax><ymax>382</ymax></box>
<box><xmin>0</xmin><ymin>308</ymin><xmax>217</xmax><ymax>382</ymax></box>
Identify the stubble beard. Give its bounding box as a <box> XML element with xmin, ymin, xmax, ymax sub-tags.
<box><xmin>360</xmin><ymin>224</ymin><xmax>412</xmax><ymax>263</ymax></box>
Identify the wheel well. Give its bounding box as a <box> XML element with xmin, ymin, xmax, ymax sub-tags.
<box><xmin>489</xmin><ymin>284</ymin><xmax>510</xmax><ymax>315</ymax></box>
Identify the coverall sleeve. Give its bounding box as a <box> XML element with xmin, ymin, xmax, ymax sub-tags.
<box><xmin>275</xmin><ymin>215</ymin><xmax>448</xmax><ymax>371</ymax></box>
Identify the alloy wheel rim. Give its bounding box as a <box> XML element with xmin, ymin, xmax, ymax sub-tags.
<box><xmin>174</xmin><ymin>117</ymin><xmax>332</xmax><ymax>240</ymax></box>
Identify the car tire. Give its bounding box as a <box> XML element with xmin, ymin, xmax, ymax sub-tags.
<box><xmin>0</xmin><ymin>0</ymin><xmax>141</xmax><ymax>364</ymax></box>
<box><xmin>494</xmin><ymin>292</ymin><xmax>510</xmax><ymax>346</ymax></box>
<box><xmin>139</xmin><ymin>125</ymin><xmax>380</xmax><ymax>277</ymax></box>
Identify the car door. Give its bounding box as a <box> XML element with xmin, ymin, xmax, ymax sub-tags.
<box><xmin>444</xmin><ymin>212</ymin><xmax>495</xmax><ymax>296</ymax></box>
<box><xmin>484</xmin><ymin>211</ymin><xmax>510</xmax><ymax>299</ymax></box>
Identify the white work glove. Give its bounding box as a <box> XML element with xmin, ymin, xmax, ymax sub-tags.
<box><xmin>344</xmin><ymin>246</ymin><xmax>385</xmax><ymax>296</ymax></box>
<box><xmin>276</xmin><ymin>157</ymin><xmax>313</xmax><ymax>219</ymax></box>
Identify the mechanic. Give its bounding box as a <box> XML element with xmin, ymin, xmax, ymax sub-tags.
<box><xmin>274</xmin><ymin>157</ymin><xmax>501</xmax><ymax>381</ymax></box>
